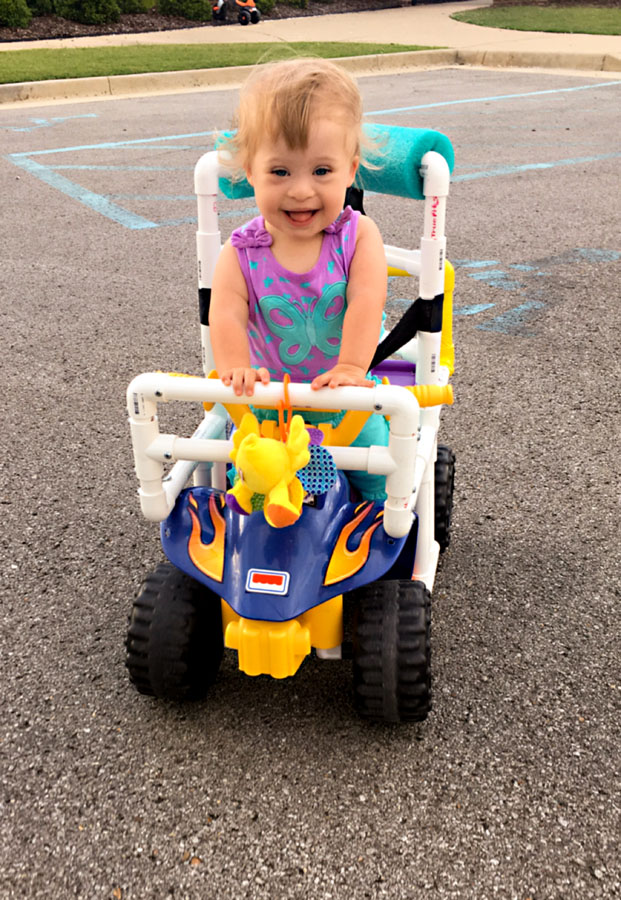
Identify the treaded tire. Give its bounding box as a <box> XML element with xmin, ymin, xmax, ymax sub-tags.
<box><xmin>126</xmin><ymin>562</ymin><xmax>223</xmax><ymax>700</ymax></box>
<box><xmin>435</xmin><ymin>444</ymin><xmax>455</xmax><ymax>552</ymax></box>
<box><xmin>352</xmin><ymin>580</ymin><xmax>431</xmax><ymax>724</ymax></box>
<box><xmin>238</xmin><ymin>9</ymin><xmax>250</xmax><ymax>23</ymax></box>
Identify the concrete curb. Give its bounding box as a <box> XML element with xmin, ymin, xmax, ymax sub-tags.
<box><xmin>457</xmin><ymin>49</ymin><xmax>621</xmax><ymax>73</ymax></box>
<box><xmin>1</xmin><ymin>48</ymin><xmax>619</xmax><ymax>106</ymax></box>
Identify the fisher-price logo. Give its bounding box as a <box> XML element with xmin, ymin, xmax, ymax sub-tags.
<box><xmin>246</xmin><ymin>568</ymin><xmax>290</xmax><ymax>595</ymax></box>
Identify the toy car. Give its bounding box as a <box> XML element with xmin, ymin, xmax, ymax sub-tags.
<box><xmin>125</xmin><ymin>123</ymin><xmax>456</xmax><ymax>724</ymax></box>
<box><xmin>212</xmin><ymin>0</ymin><xmax>260</xmax><ymax>25</ymax></box>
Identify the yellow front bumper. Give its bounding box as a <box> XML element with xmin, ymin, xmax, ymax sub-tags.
<box><xmin>221</xmin><ymin>594</ymin><xmax>343</xmax><ymax>679</ymax></box>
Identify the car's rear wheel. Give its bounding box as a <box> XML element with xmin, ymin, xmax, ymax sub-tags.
<box><xmin>435</xmin><ymin>444</ymin><xmax>455</xmax><ymax>552</ymax></box>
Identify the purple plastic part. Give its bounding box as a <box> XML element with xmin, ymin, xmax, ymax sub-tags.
<box><xmin>225</xmin><ymin>492</ymin><xmax>250</xmax><ymax>516</ymax></box>
<box><xmin>371</xmin><ymin>359</ymin><xmax>417</xmax><ymax>387</ymax></box>
<box><xmin>306</xmin><ymin>427</ymin><xmax>324</xmax><ymax>446</ymax></box>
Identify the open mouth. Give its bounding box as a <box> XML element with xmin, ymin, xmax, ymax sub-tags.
<box><xmin>284</xmin><ymin>210</ymin><xmax>318</xmax><ymax>225</ymax></box>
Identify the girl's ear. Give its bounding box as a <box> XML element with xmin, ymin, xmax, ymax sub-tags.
<box><xmin>348</xmin><ymin>156</ymin><xmax>360</xmax><ymax>187</ymax></box>
<box><xmin>245</xmin><ymin>167</ymin><xmax>255</xmax><ymax>187</ymax></box>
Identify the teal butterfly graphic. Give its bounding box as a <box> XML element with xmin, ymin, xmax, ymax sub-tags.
<box><xmin>259</xmin><ymin>282</ymin><xmax>346</xmax><ymax>365</ymax></box>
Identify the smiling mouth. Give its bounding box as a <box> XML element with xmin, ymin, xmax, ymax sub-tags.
<box><xmin>284</xmin><ymin>210</ymin><xmax>317</xmax><ymax>225</ymax></box>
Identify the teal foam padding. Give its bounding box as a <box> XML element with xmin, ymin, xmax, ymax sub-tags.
<box><xmin>217</xmin><ymin>124</ymin><xmax>454</xmax><ymax>201</ymax></box>
<box><xmin>356</xmin><ymin>124</ymin><xmax>454</xmax><ymax>200</ymax></box>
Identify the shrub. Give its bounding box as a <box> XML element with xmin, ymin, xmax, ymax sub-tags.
<box><xmin>158</xmin><ymin>0</ymin><xmax>211</xmax><ymax>19</ymax></box>
<box><xmin>54</xmin><ymin>0</ymin><xmax>121</xmax><ymax>23</ymax></box>
<box><xmin>256</xmin><ymin>0</ymin><xmax>276</xmax><ymax>12</ymax></box>
<box><xmin>0</xmin><ymin>0</ymin><xmax>32</xmax><ymax>27</ymax></box>
<box><xmin>118</xmin><ymin>0</ymin><xmax>144</xmax><ymax>11</ymax></box>
<box><xmin>27</xmin><ymin>0</ymin><xmax>53</xmax><ymax>15</ymax></box>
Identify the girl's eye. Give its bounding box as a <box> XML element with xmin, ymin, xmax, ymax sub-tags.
<box><xmin>272</xmin><ymin>168</ymin><xmax>288</xmax><ymax>177</ymax></box>
<box><xmin>314</xmin><ymin>167</ymin><xmax>330</xmax><ymax>176</ymax></box>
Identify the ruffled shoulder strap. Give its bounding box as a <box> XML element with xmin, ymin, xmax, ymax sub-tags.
<box><xmin>231</xmin><ymin>216</ymin><xmax>273</xmax><ymax>249</ymax></box>
<box><xmin>324</xmin><ymin>205</ymin><xmax>357</xmax><ymax>234</ymax></box>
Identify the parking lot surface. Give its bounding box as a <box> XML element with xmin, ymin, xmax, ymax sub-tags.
<box><xmin>1</xmin><ymin>68</ymin><xmax>620</xmax><ymax>898</ymax></box>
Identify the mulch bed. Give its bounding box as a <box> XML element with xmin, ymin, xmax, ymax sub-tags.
<box><xmin>0</xmin><ymin>1</ymin><xmax>409</xmax><ymax>43</ymax></box>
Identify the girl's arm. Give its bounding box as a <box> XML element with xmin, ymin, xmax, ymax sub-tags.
<box><xmin>311</xmin><ymin>215</ymin><xmax>387</xmax><ymax>390</ymax></box>
<box><xmin>209</xmin><ymin>240</ymin><xmax>270</xmax><ymax>396</ymax></box>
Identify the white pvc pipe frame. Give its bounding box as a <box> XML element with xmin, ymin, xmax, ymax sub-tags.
<box><xmin>127</xmin><ymin>374</ymin><xmax>439</xmax><ymax>541</ymax></box>
<box><xmin>126</xmin><ymin>146</ymin><xmax>451</xmax><ymax>585</ymax></box>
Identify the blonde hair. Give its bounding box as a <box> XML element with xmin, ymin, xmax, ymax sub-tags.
<box><xmin>220</xmin><ymin>57</ymin><xmax>364</xmax><ymax>178</ymax></box>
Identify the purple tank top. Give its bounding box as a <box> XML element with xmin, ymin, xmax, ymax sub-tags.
<box><xmin>231</xmin><ymin>206</ymin><xmax>360</xmax><ymax>381</ymax></box>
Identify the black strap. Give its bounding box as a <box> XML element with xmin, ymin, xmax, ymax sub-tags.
<box><xmin>199</xmin><ymin>287</ymin><xmax>211</xmax><ymax>327</ymax></box>
<box><xmin>369</xmin><ymin>294</ymin><xmax>444</xmax><ymax>371</ymax></box>
<box><xmin>344</xmin><ymin>186</ymin><xmax>366</xmax><ymax>216</ymax></box>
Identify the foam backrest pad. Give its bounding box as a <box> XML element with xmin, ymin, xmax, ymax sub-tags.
<box><xmin>217</xmin><ymin>124</ymin><xmax>454</xmax><ymax>201</ymax></box>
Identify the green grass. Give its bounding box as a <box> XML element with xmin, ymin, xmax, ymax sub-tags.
<box><xmin>0</xmin><ymin>41</ymin><xmax>440</xmax><ymax>84</ymax></box>
<box><xmin>452</xmin><ymin>5</ymin><xmax>621</xmax><ymax>35</ymax></box>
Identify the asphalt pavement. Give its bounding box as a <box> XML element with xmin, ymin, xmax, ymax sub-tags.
<box><xmin>1</xmin><ymin>0</ymin><xmax>621</xmax><ymax>105</ymax></box>
<box><xmin>1</xmin><ymin>57</ymin><xmax>620</xmax><ymax>898</ymax></box>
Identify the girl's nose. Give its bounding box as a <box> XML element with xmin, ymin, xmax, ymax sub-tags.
<box><xmin>287</xmin><ymin>175</ymin><xmax>314</xmax><ymax>201</ymax></box>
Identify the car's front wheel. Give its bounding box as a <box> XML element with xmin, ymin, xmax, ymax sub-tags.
<box><xmin>351</xmin><ymin>579</ymin><xmax>431</xmax><ymax>723</ymax></box>
<box><xmin>126</xmin><ymin>562</ymin><xmax>223</xmax><ymax>700</ymax></box>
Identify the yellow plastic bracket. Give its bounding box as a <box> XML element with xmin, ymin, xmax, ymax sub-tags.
<box><xmin>440</xmin><ymin>260</ymin><xmax>455</xmax><ymax>375</ymax></box>
<box><xmin>221</xmin><ymin>595</ymin><xmax>343</xmax><ymax>678</ymax></box>
<box><xmin>323</xmin><ymin>410</ymin><xmax>373</xmax><ymax>447</ymax></box>
<box><xmin>409</xmin><ymin>383</ymin><xmax>454</xmax><ymax>408</ymax></box>
<box><xmin>383</xmin><ymin>260</ymin><xmax>455</xmax><ymax>375</ymax></box>
<box><xmin>299</xmin><ymin>594</ymin><xmax>343</xmax><ymax>650</ymax></box>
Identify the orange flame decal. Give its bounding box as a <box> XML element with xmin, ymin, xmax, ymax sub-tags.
<box><xmin>323</xmin><ymin>503</ymin><xmax>382</xmax><ymax>586</ymax></box>
<box><xmin>187</xmin><ymin>492</ymin><xmax>226</xmax><ymax>582</ymax></box>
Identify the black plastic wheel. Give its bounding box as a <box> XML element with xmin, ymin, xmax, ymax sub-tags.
<box><xmin>351</xmin><ymin>579</ymin><xmax>431</xmax><ymax>724</ymax></box>
<box><xmin>238</xmin><ymin>9</ymin><xmax>250</xmax><ymax>24</ymax></box>
<box><xmin>250</xmin><ymin>7</ymin><xmax>260</xmax><ymax>22</ymax></box>
<box><xmin>126</xmin><ymin>562</ymin><xmax>223</xmax><ymax>700</ymax></box>
<box><xmin>435</xmin><ymin>444</ymin><xmax>455</xmax><ymax>552</ymax></box>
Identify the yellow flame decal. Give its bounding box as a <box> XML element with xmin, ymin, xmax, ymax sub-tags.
<box><xmin>324</xmin><ymin>503</ymin><xmax>382</xmax><ymax>586</ymax></box>
<box><xmin>187</xmin><ymin>492</ymin><xmax>225</xmax><ymax>582</ymax></box>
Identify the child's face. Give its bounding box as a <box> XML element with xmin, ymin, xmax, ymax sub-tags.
<box><xmin>245</xmin><ymin>115</ymin><xmax>359</xmax><ymax>242</ymax></box>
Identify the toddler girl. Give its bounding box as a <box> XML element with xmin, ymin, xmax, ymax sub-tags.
<box><xmin>210</xmin><ymin>57</ymin><xmax>388</xmax><ymax>499</ymax></box>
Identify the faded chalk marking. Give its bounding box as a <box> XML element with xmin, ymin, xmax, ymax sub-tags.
<box><xmin>454</xmin><ymin>303</ymin><xmax>496</xmax><ymax>316</ymax></box>
<box><xmin>366</xmin><ymin>81</ymin><xmax>621</xmax><ymax>117</ymax></box>
<box><xmin>476</xmin><ymin>300</ymin><xmax>546</xmax><ymax>335</ymax></box>
<box><xmin>452</xmin><ymin>153</ymin><xmax>621</xmax><ymax>182</ymax></box>
<box><xmin>467</xmin><ymin>269</ymin><xmax>524</xmax><ymax>290</ymax></box>
<box><xmin>452</xmin><ymin>260</ymin><xmax>499</xmax><ymax>269</ymax></box>
<box><xmin>576</xmin><ymin>248</ymin><xmax>621</xmax><ymax>263</ymax></box>
<box><xmin>6</xmin><ymin>114</ymin><xmax>98</xmax><ymax>134</ymax></box>
<box><xmin>50</xmin><ymin>164</ymin><xmax>192</xmax><ymax>172</ymax></box>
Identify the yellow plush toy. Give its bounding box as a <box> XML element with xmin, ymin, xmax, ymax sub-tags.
<box><xmin>226</xmin><ymin>412</ymin><xmax>311</xmax><ymax>528</ymax></box>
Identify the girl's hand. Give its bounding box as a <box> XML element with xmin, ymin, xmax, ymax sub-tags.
<box><xmin>220</xmin><ymin>366</ymin><xmax>270</xmax><ymax>396</ymax></box>
<box><xmin>311</xmin><ymin>364</ymin><xmax>374</xmax><ymax>391</ymax></box>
